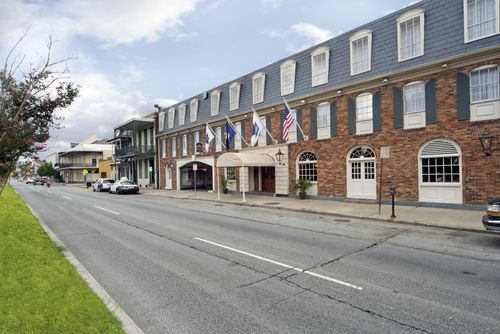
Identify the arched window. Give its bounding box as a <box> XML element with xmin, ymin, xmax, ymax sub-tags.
<box><xmin>349</xmin><ymin>147</ymin><xmax>375</xmax><ymax>159</ymax></box>
<box><xmin>297</xmin><ymin>152</ymin><xmax>317</xmax><ymax>182</ymax></box>
<box><xmin>420</xmin><ymin>139</ymin><xmax>461</xmax><ymax>184</ymax></box>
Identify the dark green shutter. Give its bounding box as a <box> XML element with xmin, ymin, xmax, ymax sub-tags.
<box><xmin>191</xmin><ymin>133</ymin><xmax>195</xmax><ymax>155</ymax></box>
<box><xmin>348</xmin><ymin>98</ymin><xmax>356</xmax><ymax>135</ymax></box>
<box><xmin>393</xmin><ymin>87</ymin><xmax>404</xmax><ymax>129</ymax></box>
<box><xmin>240</xmin><ymin>122</ymin><xmax>245</xmax><ymax>148</ymax></box>
<box><xmin>296</xmin><ymin>109</ymin><xmax>303</xmax><ymax>141</ymax></box>
<box><xmin>330</xmin><ymin>102</ymin><xmax>337</xmax><ymax>136</ymax></box>
<box><xmin>220</xmin><ymin>126</ymin><xmax>225</xmax><ymax>151</ymax></box>
<box><xmin>266</xmin><ymin>115</ymin><xmax>271</xmax><ymax>144</ymax></box>
<box><xmin>425</xmin><ymin>79</ymin><xmax>437</xmax><ymax>124</ymax></box>
<box><xmin>456</xmin><ymin>73</ymin><xmax>470</xmax><ymax>121</ymax></box>
<box><xmin>279</xmin><ymin>111</ymin><xmax>284</xmax><ymax>143</ymax></box>
<box><xmin>310</xmin><ymin>106</ymin><xmax>317</xmax><ymax>139</ymax></box>
<box><xmin>373</xmin><ymin>92</ymin><xmax>382</xmax><ymax>132</ymax></box>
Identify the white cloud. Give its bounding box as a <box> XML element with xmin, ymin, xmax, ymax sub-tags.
<box><xmin>58</xmin><ymin>0</ymin><xmax>198</xmax><ymax>46</ymax></box>
<box><xmin>289</xmin><ymin>22</ymin><xmax>333</xmax><ymax>45</ymax></box>
<box><xmin>260</xmin><ymin>28</ymin><xmax>283</xmax><ymax>39</ymax></box>
<box><xmin>260</xmin><ymin>0</ymin><xmax>284</xmax><ymax>9</ymax></box>
<box><xmin>119</xmin><ymin>65</ymin><xmax>144</xmax><ymax>84</ymax></box>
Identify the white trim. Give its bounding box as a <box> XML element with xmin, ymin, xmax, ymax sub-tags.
<box><xmin>403</xmin><ymin>81</ymin><xmax>426</xmax><ymax>129</ymax></box>
<box><xmin>211</xmin><ymin>90</ymin><xmax>221</xmax><ymax>116</ymax></box>
<box><xmin>229</xmin><ymin>82</ymin><xmax>241</xmax><ymax>111</ymax></box>
<box><xmin>158</xmin><ymin>112</ymin><xmax>165</xmax><ymax>132</ymax></box>
<box><xmin>252</xmin><ymin>72</ymin><xmax>266</xmax><ymax>104</ymax></box>
<box><xmin>190</xmin><ymin>99</ymin><xmax>199</xmax><ymax>122</ymax></box>
<box><xmin>464</xmin><ymin>0</ymin><xmax>500</xmax><ymax>43</ymax></box>
<box><xmin>397</xmin><ymin>9</ymin><xmax>425</xmax><ymax>62</ymax></box>
<box><xmin>280</xmin><ymin>60</ymin><xmax>296</xmax><ymax>96</ymax></box>
<box><xmin>182</xmin><ymin>134</ymin><xmax>188</xmax><ymax>156</ymax></box>
<box><xmin>311</xmin><ymin>46</ymin><xmax>330</xmax><ymax>87</ymax></box>
<box><xmin>167</xmin><ymin>108</ymin><xmax>175</xmax><ymax>129</ymax></box>
<box><xmin>171</xmin><ymin>136</ymin><xmax>177</xmax><ymax>157</ymax></box>
<box><xmin>317</xmin><ymin>102</ymin><xmax>331</xmax><ymax>140</ymax></box>
<box><xmin>350</xmin><ymin>29</ymin><xmax>372</xmax><ymax>76</ymax></box>
<box><xmin>179</xmin><ymin>103</ymin><xmax>186</xmax><ymax>126</ymax></box>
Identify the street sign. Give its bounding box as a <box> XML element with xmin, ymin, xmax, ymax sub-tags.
<box><xmin>193</xmin><ymin>164</ymin><xmax>198</xmax><ymax>171</ymax></box>
<box><xmin>380</xmin><ymin>146</ymin><xmax>390</xmax><ymax>159</ymax></box>
<box><xmin>82</xmin><ymin>169</ymin><xmax>88</xmax><ymax>175</ymax></box>
<box><xmin>148</xmin><ymin>166</ymin><xmax>153</xmax><ymax>172</ymax></box>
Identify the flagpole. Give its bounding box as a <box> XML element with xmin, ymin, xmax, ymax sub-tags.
<box><xmin>207</xmin><ymin>122</ymin><xmax>226</xmax><ymax>150</ymax></box>
<box><xmin>252</xmin><ymin>107</ymin><xmax>277</xmax><ymax>144</ymax></box>
<box><xmin>241</xmin><ymin>166</ymin><xmax>246</xmax><ymax>202</ymax></box>
<box><xmin>226</xmin><ymin>116</ymin><xmax>249</xmax><ymax>147</ymax></box>
<box><xmin>217</xmin><ymin>166</ymin><xmax>221</xmax><ymax>200</ymax></box>
<box><xmin>282</xmin><ymin>97</ymin><xmax>308</xmax><ymax>141</ymax></box>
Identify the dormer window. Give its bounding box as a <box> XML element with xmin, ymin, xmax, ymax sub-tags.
<box><xmin>179</xmin><ymin>103</ymin><xmax>186</xmax><ymax>126</ymax></box>
<box><xmin>211</xmin><ymin>90</ymin><xmax>221</xmax><ymax>116</ymax></box>
<box><xmin>397</xmin><ymin>9</ymin><xmax>425</xmax><ymax>62</ymax></box>
<box><xmin>158</xmin><ymin>111</ymin><xmax>165</xmax><ymax>132</ymax></box>
<box><xmin>350</xmin><ymin>29</ymin><xmax>372</xmax><ymax>75</ymax></box>
<box><xmin>229</xmin><ymin>82</ymin><xmax>241</xmax><ymax>111</ymax></box>
<box><xmin>252</xmin><ymin>72</ymin><xmax>265</xmax><ymax>104</ymax></box>
<box><xmin>167</xmin><ymin>108</ymin><xmax>175</xmax><ymax>129</ymax></box>
<box><xmin>280</xmin><ymin>60</ymin><xmax>296</xmax><ymax>96</ymax></box>
<box><xmin>311</xmin><ymin>46</ymin><xmax>329</xmax><ymax>87</ymax></box>
<box><xmin>464</xmin><ymin>0</ymin><xmax>499</xmax><ymax>42</ymax></box>
<box><xmin>190</xmin><ymin>99</ymin><xmax>199</xmax><ymax>122</ymax></box>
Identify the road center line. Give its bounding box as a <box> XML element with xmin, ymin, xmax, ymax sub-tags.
<box><xmin>94</xmin><ymin>205</ymin><xmax>120</xmax><ymax>215</ymax></box>
<box><xmin>195</xmin><ymin>237</ymin><xmax>363</xmax><ymax>290</ymax></box>
<box><xmin>62</xmin><ymin>196</ymin><xmax>72</xmax><ymax>200</ymax></box>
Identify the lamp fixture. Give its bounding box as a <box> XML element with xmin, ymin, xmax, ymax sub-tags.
<box><xmin>479</xmin><ymin>130</ymin><xmax>494</xmax><ymax>156</ymax></box>
<box><xmin>382</xmin><ymin>78</ymin><xmax>388</xmax><ymax>83</ymax></box>
<box><xmin>275</xmin><ymin>148</ymin><xmax>285</xmax><ymax>165</ymax></box>
<box><xmin>336</xmin><ymin>89</ymin><xmax>342</xmax><ymax>94</ymax></box>
<box><xmin>441</xmin><ymin>63</ymin><xmax>448</xmax><ymax>68</ymax></box>
<box><xmin>300</xmin><ymin>99</ymin><xmax>306</xmax><ymax>104</ymax></box>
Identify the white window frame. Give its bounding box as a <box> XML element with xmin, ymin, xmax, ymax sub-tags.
<box><xmin>190</xmin><ymin>99</ymin><xmax>199</xmax><ymax>122</ymax></box>
<box><xmin>470</xmin><ymin>65</ymin><xmax>500</xmax><ymax>121</ymax></box>
<box><xmin>194</xmin><ymin>131</ymin><xmax>200</xmax><ymax>153</ymax></box>
<box><xmin>167</xmin><ymin>108</ymin><xmax>175</xmax><ymax>129</ymax></box>
<box><xmin>280</xmin><ymin>60</ymin><xmax>296</xmax><ymax>96</ymax></box>
<box><xmin>179</xmin><ymin>104</ymin><xmax>186</xmax><ymax>126</ymax></box>
<box><xmin>317</xmin><ymin>102</ymin><xmax>331</xmax><ymax>140</ymax></box>
<box><xmin>158</xmin><ymin>111</ymin><xmax>165</xmax><ymax>132</ymax></box>
<box><xmin>356</xmin><ymin>93</ymin><xmax>373</xmax><ymax>135</ymax></box>
<box><xmin>161</xmin><ymin>138</ymin><xmax>167</xmax><ymax>158</ymax></box>
<box><xmin>211</xmin><ymin>90</ymin><xmax>221</xmax><ymax>116</ymax></box>
<box><xmin>171</xmin><ymin>137</ymin><xmax>176</xmax><ymax>157</ymax></box>
<box><xmin>229</xmin><ymin>82</ymin><xmax>241</xmax><ymax>111</ymax></box>
<box><xmin>181</xmin><ymin>134</ymin><xmax>187</xmax><ymax>156</ymax></box>
<box><xmin>215</xmin><ymin>126</ymin><xmax>222</xmax><ymax>152</ymax></box>
<box><xmin>403</xmin><ymin>81</ymin><xmax>426</xmax><ymax>129</ymax></box>
<box><xmin>464</xmin><ymin>0</ymin><xmax>500</xmax><ymax>42</ymax></box>
<box><xmin>252</xmin><ymin>72</ymin><xmax>266</xmax><ymax>104</ymax></box>
<box><xmin>397</xmin><ymin>9</ymin><xmax>425</xmax><ymax>62</ymax></box>
<box><xmin>258</xmin><ymin>116</ymin><xmax>267</xmax><ymax>147</ymax></box>
<box><xmin>234</xmin><ymin>122</ymin><xmax>242</xmax><ymax>149</ymax></box>
<box><xmin>287</xmin><ymin>110</ymin><xmax>297</xmax><ymax>143</ymax></box>
<box><xmin>350</xmin><ymin>29</ymin><xmax>372</xmax><ymax>76</ymax></box>
<box><xmin>311</xmin><ymin>46</ymin><xmax>329</xmax><ymax>87</ymax></box>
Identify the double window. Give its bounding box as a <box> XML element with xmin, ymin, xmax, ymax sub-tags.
<box><xmin>215</xmin><ymin>127</ymin><xmax>222</xmax><ymax>152</ymax></box>
<box><xmin>350</xmin><ymin>30</ymin><xmax>372</xmax><ymax>75</ymax></box>
<box><xmin>229</xmin><ymin>82</ymin><xmax>241</xmax><ymax>111</ymax></box>
<box><xmin>297</xmin><ymin>152</ymin><xmax>317</xmax><ymax>182</ymax></box>
<box><xmin>194</xmin><ymin>131</ymin><xmax>200</xmax><ymax>153</ymax></box>
<box><xmin>403</xmin><ymin>81</ymin><xmax>426</xmax><ymax>129</ymax></box>
<box><xmin>190</xmin><ymin>99</ymin><xmax>199</xmax><ymax>122</ymax></box>
<box><xmin>171</xmin><ymin>137</ymin><xmax>176</xmax><ymax>157</ymax></box>
<box><xmin>252</xmin><ymin>72</ymin><xmax>266</xmax><ymax>104</ymax></box>
<box><xmin>317</xmin><ymin>102</ymin><xmax>330</xmax><ymax>140</ymax></box>
<box><xmin>464</xmin><ymin>0</ymin><xmax>499</xmax><ymax>42</ymax></box>
<box><xmin>179</xmin><ymin>104</ymin><xmax>186</xmax><ymax>126</ymax></box>
<box><xmin>471</xmin><ymin>66</ymin><xmax>499</xmax><ymax>103</ymax></box>
<box><xmin>356</xmin><ymin>93</ymin><xmax>373</xmax><ymax>135</ymax></box>
<box><xmin>161</xmin><ymin>139</ymin><xmax>167</xmax><ymax>158</ymax></box>
<box><xmin>182</xmin><ymin>135</ymin><xmax>187</xmax><ymax>156</ymax></box>
<box><xmin>311</xmin><ymin>47</ymin><xmax>329</xmax><ymax>86</ymax></box>
<box><xmin>211</xmin><ymin>90</ymin><xmax>221</xmax><ymax>116</ymax></box>
<box><xmin>397</xmin><ymin>9</ymin><xmax>425</xmax><ymax>62</ymax></box>
<box><xmin>280</xmin><ymin>60</ymin><xmax>296</xmax><ymax>96</ymax></box>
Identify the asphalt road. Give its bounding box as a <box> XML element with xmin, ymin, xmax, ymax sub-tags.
<box><xmin>12</xmin><ymin>181</ymin><xmax>500</xmax><ymax>334</ymax></box>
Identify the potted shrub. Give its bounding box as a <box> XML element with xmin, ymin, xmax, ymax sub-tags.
<box><xmin>220</xmin><ymin>175</ymin><xmax>229</xmax><ymax>194</ymax></box>
<box><xmin>294</xmin><ymin>178</ymin><xmax>312</xmax><ymax>200</ymax></box>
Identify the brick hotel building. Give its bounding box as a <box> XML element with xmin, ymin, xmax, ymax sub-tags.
<box><xmin>155</xmin><ymin>0</ymin><xmax>500</xmax><ymax>206</ymax></box>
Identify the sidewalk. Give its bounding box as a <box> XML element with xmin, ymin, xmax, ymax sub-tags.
<box><xmin>139</xmin><ymin>188</ymin><xmax>486</xmax><ymax>233</ymax></box>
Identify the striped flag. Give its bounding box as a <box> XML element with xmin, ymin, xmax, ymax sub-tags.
<box><xmin>282</xmin><ymin>100</ymin><xmax>295</xmax><ymax>142</ymax></box>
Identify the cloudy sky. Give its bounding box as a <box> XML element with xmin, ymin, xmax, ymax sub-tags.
<box><xmin>0</xmin><ymin>0</ymin><xmax>416</xmax><ymax>158</ymax></box>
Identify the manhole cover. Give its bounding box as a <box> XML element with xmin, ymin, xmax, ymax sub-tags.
<box><xmin>334</xmin><ymin>218</ymin><xmax>351</xmax><ymax>222</ymax></box>
<box><xmin>263</xmin><ymin>202</ymin><xmax>280</xmax><ymax>205</ymax></box>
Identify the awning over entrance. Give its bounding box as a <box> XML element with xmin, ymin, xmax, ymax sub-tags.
<box><xmin>216</xmin><ymin>152</ymin><xmax>276</xmax><ymax>167</ymax></box>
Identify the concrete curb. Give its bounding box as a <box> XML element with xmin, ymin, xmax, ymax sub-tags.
<box><xmin>17</xmin><ymin>196</ymin><xmax>144</xmax><ymax>334</ymax></box>
<box><xmin>142</xmin><ymin>192</ymin><xmax>494</xmax><ymax>235</ymax></box>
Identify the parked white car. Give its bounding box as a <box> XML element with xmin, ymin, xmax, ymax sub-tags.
<box><xmin>93</xmin><ymin>178</ymin><xmax>116</xmax><ymax>192</ymax></box>
<box><xmin>109</xmin><ymin>180</ymin><xmax>139</xmax><ymax>194</ymax></box>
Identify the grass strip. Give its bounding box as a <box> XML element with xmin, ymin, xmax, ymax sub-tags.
<box><xmin>0</xmin><ymin>185</ymin><xmax>125</xmax><ymax>334</ymax></box>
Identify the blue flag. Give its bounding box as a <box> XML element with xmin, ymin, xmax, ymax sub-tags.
<box><xmin>226</xmin><ymin>121</ymin><xmax>236</xmax><ymax>150</ymax></box>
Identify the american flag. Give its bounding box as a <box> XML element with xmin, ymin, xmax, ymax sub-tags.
<box><xmin>282</xmin><ymin>101</ymin><xmax>295</xmax><ymax>142</ymax></box>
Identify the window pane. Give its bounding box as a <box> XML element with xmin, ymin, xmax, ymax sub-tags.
<box><xmin>471</xmin><ymin>67</ymin><xmax>499</xmax><ymax>102</ymax></box>
<box><xmin>352</xmin><ymin>36</ymin><xmax>369</xmax><ymax>74</ymax></box>
<box><xmin>356</xmin><ymin>94</ymin><xmax>373</xmax><ymax>120</ymax></box>
<box><xmin>317</xmin><ymin>103</ymin><xmax>330</xmax><ymax>127</ymax></box>
<box><xmin>467</xmin><ymin>0</ymin><xmax>497</xmax><ymax>40</ymax></box>
<box><xmin>404</xmin><ymin>82</ymin><xmax>425</xmax><ymax>113</ymax></box>
<box><xmin>400</xmin><ymin>16</ymin><xmax>421</xmax><ymax>59</ymax></box>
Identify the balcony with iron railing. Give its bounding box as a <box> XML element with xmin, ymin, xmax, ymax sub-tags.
<box><xmin>115</xmin><ymin>145</ymin><xmax>155</xmax><ymax>157</ymax></box>
<box><xmin>58</xmin><ymin>162</ymin><xmax>98</xmax><ymax>169</ymax></box>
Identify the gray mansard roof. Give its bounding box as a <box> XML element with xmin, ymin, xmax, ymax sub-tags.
<box><xmin>158</xmin><ymin>0</ymin><xmax>500</xmax><ymax>135</ymax></box>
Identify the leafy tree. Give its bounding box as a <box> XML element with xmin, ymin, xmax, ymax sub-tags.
<box><xmin>0</xmin><ymin>32</ymin><xmax>79</xmax><ymax>194</ymax></box>
<box><xmin>37</xmin><ymin>161</ymin><xmax>56</xmax><ymax>177</ymax></box>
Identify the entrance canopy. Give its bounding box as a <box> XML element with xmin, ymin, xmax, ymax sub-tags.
<box><xmin>216</xmin><ymin>152</ymin><xmax>276</xmax><ymax>167</ymax></box>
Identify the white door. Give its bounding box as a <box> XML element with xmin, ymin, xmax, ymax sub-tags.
<box><xmin>165</xmin><ymin>166</ymin><xmax>173</xmax><ymax>190</ymax></box>
<box><xmin>347</xmin><ymin>147</ymin><xmax>377</xmax><ymax>200</ymax></box>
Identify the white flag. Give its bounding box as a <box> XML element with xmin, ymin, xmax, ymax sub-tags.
<box><xmin>250</xmin><ymin>110</ymin><xmax>264</xmax><ymax>146</ymax></box>
<box><xmin>205</xmin><ymin>123</ymin><xmax>215</xmax><ymax>151</ymax></box>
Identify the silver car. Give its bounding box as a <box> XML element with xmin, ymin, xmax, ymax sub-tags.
<box><xmin>93</xmin><ymin>178</ymin><xmax>115</xmax><ymax>192</ymax></box>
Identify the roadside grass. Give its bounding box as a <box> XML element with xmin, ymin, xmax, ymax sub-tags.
<box><xmin>0</xmin><ymin>185</ymin><xmax>125</xmax><ymax>334</ymax></box>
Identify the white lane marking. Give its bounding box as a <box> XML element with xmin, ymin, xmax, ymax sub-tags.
<box><xmin>62</xmin><ymin>196</ymin><xmax>72</xmax><ymax>200</ymax></box>
<box><xmin>195</xmin><ymin>237</ymin><xmax>363</xmax><ymax>290</ymax></box>
<box><xmin>94</xmin><ymin>205</ymin><xmax>120</xmax><ymax>215</ymax></box>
